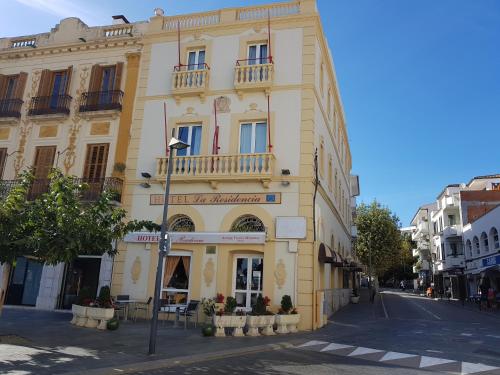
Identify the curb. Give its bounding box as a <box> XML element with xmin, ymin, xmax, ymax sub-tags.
<box><xmin>61</xmin><ymin>341</ymin><xmax>299</xmax><ymax>375</ymax></box>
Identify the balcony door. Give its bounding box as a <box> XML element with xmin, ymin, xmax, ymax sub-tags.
<box><xmin>187</xmin><ymin>50</ymin><xmax>205</xmax><ymax>70</ymax></box>
<box><xmin>239</xmin><ymin>122</ymin><xmax>267</xmax><ymax>154</ymax></box>
<box><xmin>176</xmin><ymin>125</ymin><xmax>202</xmax><ymax>156</ymax></box>
<box><xmin>49</xmin><ymin>71</ymin><xmax>69</xmax><ymax>109</ymax></box>
<box><xmin>99</xmin><ymin>66</ymin><xmax>116</xmax><ymax>105</ymax></box>
<box><xmin>83</xmin><ymin>143</ymin><xmax>109</xmax><ymax>201</ymax></box>
<box><xmin>233</xmin><ymin>256</ymin><xmax>264</xmax><ymax>310</ymax></box>
<box><xmin>248</xmin><ymin>43</ymin><xmax>268</xmax><ymax>65</ymax></box>
<box><xmin>0</xmin><ymin>148</ymin><xmax>6</xmax><ymax>179</ymax></box>
<box><xmin>31</xmin><ymin>146</ymin><xmax>56</xmax><ymax>199</ymax></box>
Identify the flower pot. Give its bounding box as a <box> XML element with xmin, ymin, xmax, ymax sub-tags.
<box><xmin>261</xmin><ymin>315</ymin><xmax>276</xmax><ymax>336</ymax></box>
<box><xmin>92</xmin><ymin>307</ymin><xmax>115</xmax><ymax>330</ymax></box>
<box><xmin>275</xmin><ymin>314</ymin><xmax>301</xmax><ymax>334</ymax></box>
<box><xmin>351</xmin><ymin>296</ymin><xmax>360</xmax><ymax>304</ymax></box>
<box><xmin>230</xmin><ymin>315</ymin><xmax>246</xmax><ymax>337</ymax></box>
<box><xmin>246</xmin><ymin>315</ymin><xmax>275</xmax><ymax>336</ymax></box>
<box><xmin>71</xmin><ymin>304</ymin><xmax>88</xmax><ymax>326</ymax></box>
<box><xmin>85</xmin><ymin>307</ymin><xmax>101</xmax><ymax>328</ymax></box>
<box><xmin>212</xmin><ymin>315</ymin><xmax>246</xmax><ymax>337</ymax></box>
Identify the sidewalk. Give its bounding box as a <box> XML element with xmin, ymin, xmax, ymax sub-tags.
<box><xmin>0</xmin><ymin>307</ymin><xmax>315</xmax><ymax>375</ymax></box>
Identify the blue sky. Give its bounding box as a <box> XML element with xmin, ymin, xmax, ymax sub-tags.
<box><xmin>2</xmin><ymin>0</ymin><xmax>500</xmax><ymax>226</ymax></box>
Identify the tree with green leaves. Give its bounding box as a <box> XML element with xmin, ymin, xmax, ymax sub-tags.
<box><xmin>0</xmin><ymin>169</ymin><xmax>159</xmax><ymax>314</ymax></box>
<box><xmin>355</xmin><ymin>201</ymin><xmax>401</xmax><ymax>294</ymax></box>
<box><xmin>380</xmin><ymin>232</ymin><xmax>418</xmax><ymax>286</ymax></box>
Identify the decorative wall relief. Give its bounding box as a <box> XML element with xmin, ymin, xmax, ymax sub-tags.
<box><xmin>203</xmin><ymin>258</ymin><xmax>215</xmax><ymax>287</ymax></box>
<box><xmin>131</xmin><ymin>256</ymin><xmax>141</xmax><ymax>284</ymax></box>
<box><xmin>64</xmin><ymin>66</ymin><xmax>89</xmax><ymax>174</ymax></box>
<box><xmin>274</xmin><ymin>259</ymin><xmax>287</xmax><ymax>290</ymax></box>
<box><xmin>215</xmin><ymin>96</ymin><xmax>230</xmax><ymax>113</ymax></box>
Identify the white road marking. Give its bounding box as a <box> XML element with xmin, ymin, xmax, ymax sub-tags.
<box><xmin>461</xmin><ymin>362</ymin><xmax>499</xmax><ymax>374</ymax></box>
<box><xmin>348</xmin><ymin>347</ymin><xmax>383</xmax><ymax>356</ymax></box>
<box><xmin>460</xmin><ymin>333</ymin><xmax>473</xmax><ymax>337</ymax></box>
<box><xmin>320</xmin><ymin>343</ymin><xmax>353</xmax><ymax>352</ymax></box>
<box><xmin>380</xmin><ymin>352</ymin><xmax>417</xmax><ymax>362</ymax></box>
<box><xmin>486</xmin><ymin>334</ymin><xmax>500</xmax><ymax>339</ymax></box>
<box><xmin>407</xmin><ymin>299</ymin><xmax>442</xmax><ymax>320</ymax></box>
<box><xmin>380</xmin><ymin>293</ymin><xmax>389</xmax><ymax>319</ymax></box>
<box><xmin>298</xmin><ymin>340</ymin><xmax>329</xmax><ymax>348</ymax></box>
<box><xmin>419</xmin><ymin>356</ymin><xmax>456</xmax><ymax>368</ymax></box>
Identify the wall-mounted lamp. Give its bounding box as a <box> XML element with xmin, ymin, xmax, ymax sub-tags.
<box><xmin>140</xmin><ymin>172</ymin><xmax>152</xmax><ymax>188</ymax></box>
<box><xmin>281</xmin><ymin>181</ymin><xmax>290</xmax><ymax>187</ymax></box>
<box><xmin>56</xmin><ymin>147</ymin><xmax>70</xmax><ymax>167</ymax></box>
<box><xmin>281</xmin><ymin>169</ymin><xmax>290</xmax><ymax>176</ymax></box>
<box><xmin>78</xmin><ymin>37</ymin><xmax>87</xmax><ymax>43</ymax></box>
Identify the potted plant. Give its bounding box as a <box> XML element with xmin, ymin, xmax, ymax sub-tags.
<box><xmin>246</xmin><ymin>295</ymin><xmax>275</xmax><ymax>336</ymax></box>
<box><xmin>214</xmin><ymin>293</ymin><xmax>225</xmax><ymax>312</ymax></box>
<box><xmin>275</xmin><ymin>295</ymin><xmax>301</xmax><ymax>334</ymax></box>
<box><xmin>201</xmin><ymin>298</ymin><xmax>215</xmax><ymax>336</ymax></box>
<box><xmin>212</xmin><ymin>296</ymin><xmax>246</xmax><ymax>337</ymax></box>
<box><xmin>71</xmin><ymin>287</ymin><xmax>92</xmax><ymax>327</ymax></box>
<box><xmin>351</xmin><ymin>288</ymin><xmax>360</xmax><ymax>304</ymax></box>
<box><xmin>86</xmin><ymin>286</ymin><xmax>116</xmax><ymax>329</ymax></box>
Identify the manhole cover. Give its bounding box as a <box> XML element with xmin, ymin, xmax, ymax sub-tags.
<box><xmin>0</xmin><ymin>335</ymin><xmax>31</xmax><ymax>345</ymax></box>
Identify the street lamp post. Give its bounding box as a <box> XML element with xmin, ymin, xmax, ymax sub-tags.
<box><xmin>148</xmin><ymin>137</ymin><xmax>189</xmax><ymax>355</ymax></box>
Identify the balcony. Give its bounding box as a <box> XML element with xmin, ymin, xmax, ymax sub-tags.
<box><xmin>234</xmin><ymin>60</ymin><xmax>274</xmax><ymax>98</ymax></box>
<box><xmin>79</xmin><ymin>90</ymin><xmax>124</xmax><ymax>119</ymax></box>
<box><xmin>443</xmin><ymin>225</ymin><xmax>462</xmax><ymax>237</ymax></box>
<box><xmin>0</xmin><ymin>99</ymin><xmax>23</xmax><ymax>123</ymax></box>
<box><xmin>0</xmin><ymin>177</ymin><xmax>123</xmax><ymax>202</ymax></box>
<box><xmin>156</xmin><ymin>153</ymin><xmax>275</xmax><ymax>188</ymax></box>
<box><xmin>171</xmin><ymin>64</ymin><xmax>210</xmax><ymax>103</ymax></box>
<box><xmin>28</xmin><ymin>95</ymin><xmax>72</xmax><ymax>118</ymax></box>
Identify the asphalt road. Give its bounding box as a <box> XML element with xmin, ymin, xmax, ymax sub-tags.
<box><xmin>131</xmin><ymin>290</ymin><xmax>500</xmax><ymax>375</ymax></box>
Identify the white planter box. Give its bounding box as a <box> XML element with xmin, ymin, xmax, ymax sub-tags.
<box><xmin>246</xmin><ymin>315</ymin><xmax>275</xmax><ymax>336</ymax></box>
<box><xmin>87</xmin><ymin>307</ymin><xmax>115</xmax><ymax>330</ymax></box>
<box><xmin>213</xmin><ymin>315</ymin><xmax>246</xmax><ymax>337</ymax></box>
<box><xmin>71</xmin><ymin>304</ymin><xmax>88</xmax><ymax>326</ymax></box>
<box><xmin>351</xmin><ymin>296</ymin><xmax>360</xmax><ymax>304</ymax></box>
<box><xmin>275</xmin><ymin>314</ymin><xmax>300</xmax><ymax>334</ymax></box>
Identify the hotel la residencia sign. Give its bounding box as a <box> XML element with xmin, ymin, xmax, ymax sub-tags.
<box><xmin>150</xmin><ymin>193</ymin><xmax>281</xmax><ymax>206</ymax></box>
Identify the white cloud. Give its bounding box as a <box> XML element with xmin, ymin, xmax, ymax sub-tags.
<box><xmin>14</xmin><ymin>0</ymin><xmax>106</xmax><ymax>25</ymax></box>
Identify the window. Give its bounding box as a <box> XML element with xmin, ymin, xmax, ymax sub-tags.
<box><xmin>176</xmin><ymin>125</ymin><xmax>202</xmax><ymax>156</ymax></box>
<box><xmin>168</xmin><ymin>215</ymin><xmax>195</xmax><ymax>232</ymax></box>
<box><xmin>0</xmin><ymin>148</ymin><xmax>6</xmax><ymax>179</ymax></box>
<box><xmin>433</xmin><ymin>222</ymin><xmax>438</xmax><ymax>234</ymax></box>
<box><xmin>466</xmin><ymin>239</ymin><xmax>472</xmax><ymax>258</ymax></box>
<box><xmin>187</xmin><ymin>49</ymin><xmax>206</xmax><ymax>70</ymax></box>
<box><xmin>36</xmin><ymin>67</ymin><xmax>72</xmax><ymax>112</ymax></box>
<box><xmin>83</xmin><ymin>143</ymin><xmax>109</xmax><ymax>180</ymax></box>
<box><xmin>327</xmin><ymin>88</ymin><xmax>331</xmax><ymax>119</ymax></box>
<box><xmin>33</xmin><ymin>146</ymin><xmax>56</xmax><ymax>179</ymax></box>
<box><xmin>162</xmin><ymin>255</ymin><xmax>191</xmax><ymax>304</ymax></box>
<box><xmin>437</xmin><ymin>246</ymin><xmax>441</xmax><ymax>260</ymax></box>
<box><xmin>491</xmin><ymin>227</ymin><xmax>499</xmax><ymax>250</ymax></box>
<box><xmin>448</xmin><ymin>215</ymin><xmax>455</xmax><ymax>226</ymax></box>
<box><xmin>319</xmin><ymin>63</ymin><xmax>324</xmax><ymax>95</ymax></box>
<box><xmin>481</xmin><ymin>232</ymin><xmax>489</xmax><ymax>252</ymax></box>
<box><xmin>334</xmin><ymin>170</ymin><xmax>338</xmax><ymax>200</ymax></box>
<box><xmin>328</xmin><ymin>156</ymin><xmax>332</xmax><ymax>191</ymax></box>
<box><xmin>439</xmin><ymin>217</ymin><xmax>443</xmax><ymax>232</ymax></box>
<box><xmin>239</xmin><ymin>121</ymin><xmax>267</xmax><ymax>154</ymax></box>
<box><xmin>473</xmin><ymin>236</ymin><xmax>480</xmax><ymax>254</ymax></box>
<box><xmin>231</xmin><ymin>215</ymin><xmax>265</xmax><ymax>232</ymax></box>
<box><xmin>449</xmin><ymin>243</ymin><xmax>458</xmax><ymax>257</ymax></box>
<box><xmin>248</xmin><ymin>43</ymin><xmax>268</xmax><ymax>64</ymax></box>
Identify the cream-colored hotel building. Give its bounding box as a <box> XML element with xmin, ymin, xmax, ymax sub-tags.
<box><xmin>1</xmin><ymin>0</ymin><xmax>360</xmax><ymax>331</ymax></box>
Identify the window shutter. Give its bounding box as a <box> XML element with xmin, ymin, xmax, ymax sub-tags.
<box><xmin>33</xmin><ymin>146</ymin><xmax>56</xmax><ymax>179</ymax></box>
<box><xmin>83</xmin><ymin>143</ymin><xmax>109</xmax><ymax>180</ymax></box>
<box><xmin>0</xmin><ymin>148</ymin><xmax>7</xmax><ymax>179</ymax></box>
<box><xmin>0</xmin><ymin>75</ymin><xmax>7</xmax><ymax>99</ymax></box>
<box><xmin>113</xmin><ymin>62</ymin><xmax>123</xmax><ymax>91</ymax></box>
<box><xmin>88</xmin><ymin>64</ymin><xmax>103</xmax><ymax>93</ymax></box>
<box><xmin>64</xmin><ymin>66</ymin><xmax>73</xmax><ymax>95</ymax></box>
<box><xmin>37</xmin><ymin>69</ymin><xmax>52</xmax><ymax>97</ymax></box>
<box><xmin>14</xmin><ymin>72</ymin><xmax>27</xmax><ymax>100</ymax></box>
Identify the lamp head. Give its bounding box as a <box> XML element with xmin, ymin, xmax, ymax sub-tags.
<box><xmin>168</xmin><ymin>137</ymin><xmax>190</xmax><ymax>150</ymax></box>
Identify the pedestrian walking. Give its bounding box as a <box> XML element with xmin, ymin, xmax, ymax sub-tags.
<box><xmin>479</xmin><ymin>282</ymin><xmax>488</xmax><ymax>311</ymax></box>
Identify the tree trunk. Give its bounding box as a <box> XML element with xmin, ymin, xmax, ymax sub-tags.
<box><xmin>0</xmin><ymin>263</ymin><xmax>11</xmax><ymax>317</ymax></box>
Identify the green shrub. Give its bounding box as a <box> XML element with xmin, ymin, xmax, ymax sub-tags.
<box><xmin>107</xmin><ymin>317</ymin><xmax>119</xmax><ymax>330</ymax></box>
<box><xmin>280</xmin><ymin>295</ymin><xmax>293</xmax><ymax>314</ymax></box>
<box><xmin>224</xmin><ymin>296</ymin><xmax>237</xmax><ymax>314</ymax></box>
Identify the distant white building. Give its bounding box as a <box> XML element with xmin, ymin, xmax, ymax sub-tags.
<box><xmin>410</xmin><ymin>203</ymin><xmax>436</xmax><ymax>288</ymax></box>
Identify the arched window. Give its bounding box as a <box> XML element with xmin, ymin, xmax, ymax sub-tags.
<box><xmin>466</xmin><ymin>239</ymin><xmax>472</xmax><ymax>258</ymax></box>
<box><xmin>481</xmin><ymin>232</ymin><xmax>489</xmax><ymax>252</ymax></box>
<box><xmin>473</xmin><ymin>236</ymin><xmax>480</xmax><ymax>254</ymax></box>
<box><xmin>230</xmin><ymin>215</ymin><xmax>265</xmax><ymax>232</ymax></box>
<box><xmin>168</xmin><ymin>215</ymin><xmax>195</xmax><ymax>232</ymax></box>
<box><xmin>490</xmin><ymin>227</ymin><xmax>499</xmax><ymax>250</ymax></box>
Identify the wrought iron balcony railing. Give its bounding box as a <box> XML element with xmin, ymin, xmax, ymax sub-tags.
<box><xmin>0</xmin><ymin>177</ymin><xmax>123</xmax><ymax>202</ymax></box>
<box><xmin>28</xmin><ymin>95</ymin><xmax>72</xmax><ymax>116</ymax></box>
<box><xmin>0</xmin><ymin>99</ymin><xmax>23</xmax><ymax>118</ymax></box>
<box><xmin>79</xmin><ymin>90</ymin><xmax>124</xmax><ymax>112</ymax></box>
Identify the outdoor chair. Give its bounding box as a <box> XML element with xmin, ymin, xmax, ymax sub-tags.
<box><xmin>133</xmin><ymin>297</ymin><xmax>152</xmax><ymax>322</ymax></box>
<box><xmin>179</xmin><ymin>300</ymin><xmax>200</xmax><ymax>329</ymax></box>
<box><xmin>159</xmin><ymin>298</ymin><xmax>173</xmax><ymax>327</ymax></box>
<box><xmin>114</xmin><ymin>295</ymin><xmax>130</xmax><ymax>320</ymax></box>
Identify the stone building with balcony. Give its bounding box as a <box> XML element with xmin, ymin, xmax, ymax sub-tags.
<box><xmin>0</xmin><ymin>16</ymin><xmax>146</xmax><ymax>310</ymax></box>
<box><xmin>114</xmin><ymin>0</ymin><xmax>358</xmax><ymax>330</ymax></box>
<box><xmin>410</xmin><ymin>203</ymin><xmax>436</xmax><ymax>288</ymax></box>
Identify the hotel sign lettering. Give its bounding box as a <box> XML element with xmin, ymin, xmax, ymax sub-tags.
<box><xmin>124</xmin><ymin>231</ymin><xmax>266</xmax><ymax>244</ymax></box>
<box><xmin>150</xmin><ymin>193</ymin><xmax>281</xmax><ymax>206</ymax></box>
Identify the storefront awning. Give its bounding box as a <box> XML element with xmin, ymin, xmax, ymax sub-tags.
<box><xmin>318</xmin><ymin>243</ymin><xmax>343</xmax><ymax>266</ymax></box>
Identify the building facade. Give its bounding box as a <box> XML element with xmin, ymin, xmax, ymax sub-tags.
<box><xmin>410</xmin><ymin>203</ymin><xmax>436</xmax><ymax>288</ymax></box>
<box><xmin>112</xmin><ymin>0</ymin><xmax>359</xmax><ymax>330</ymax></box>
<box><xmin>0</xmin><ymin>16</ymin><xmax>145</xmax><ymax>309</ymax></box>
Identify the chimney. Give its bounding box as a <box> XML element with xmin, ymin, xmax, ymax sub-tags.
<box><xmin>112</xmin><ymin>15</ymin><xmax>130</xmax><ymax>25</ymax></box>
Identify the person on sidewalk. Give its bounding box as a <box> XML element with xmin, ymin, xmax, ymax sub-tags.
<box><xmin>479</xmin><ymin>282</ymin><xmax>488</xmax><ymax>311</ymax></box>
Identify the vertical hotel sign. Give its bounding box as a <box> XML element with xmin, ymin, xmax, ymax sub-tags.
<box><xmin>150</xmin><ymin>193</ymin><xmax>281</xmax><ymax>205</ymax></box>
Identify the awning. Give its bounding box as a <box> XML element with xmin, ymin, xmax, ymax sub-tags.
<box><xmin>343</xmin><ymin>261</ymin><xmax>363</xmax><ymax>272</ymax></box>
<box><xmin>318</xmin><ymin>243</ymin><xmax>343</xmax><ymax>266</ymax></box>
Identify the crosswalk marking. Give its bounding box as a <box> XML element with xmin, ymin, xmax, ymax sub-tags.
<box><xmin>296</xmin><ymin>340</ymin><xmax>500</xmax><ymax>374</ymax></box>
<box><xmin>348</xmin><ymin>347</ymin><xmax>383</xmax><ymax>356</ymax></box>
<box><xmin>320</xmin><ymin>343</ymin><xmax>353</xmax><ymax>352</ymax></box>
<box><xmin>419</xmin><ymin>356</ymin><xmax>456</xmax><ymax>368</ymax></box>
<box><xmin>380</xmin><ymin>352</ymin><xmax>417</xmax><ymax>362</ymax></box>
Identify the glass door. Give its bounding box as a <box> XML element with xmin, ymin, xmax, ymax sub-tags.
<box><xmin>233</xmin><ymin>256</ymin><xmax>263</xmax><ymax>310</ymax></box>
